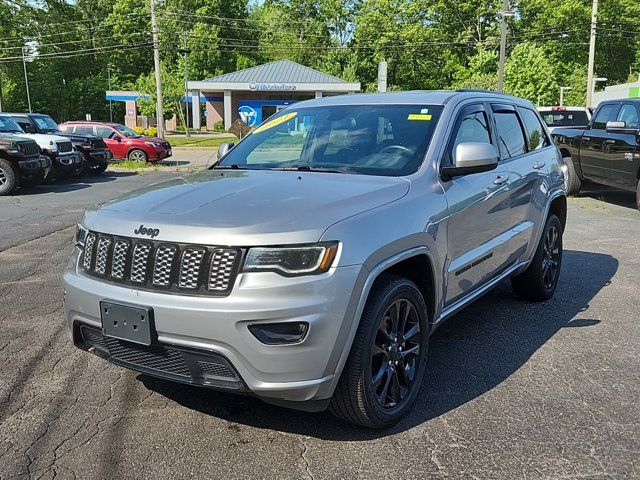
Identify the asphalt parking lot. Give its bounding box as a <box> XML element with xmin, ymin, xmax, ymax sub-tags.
<box><xmin>1</xmin><ymin>175</ymin><xmax>639</xmax><ymax>479</ymax></box>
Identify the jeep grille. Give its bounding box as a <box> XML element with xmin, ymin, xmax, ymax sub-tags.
<box><xmin>56</xmin><ymin>140</ymin><xmax>73</xmax><ymax>153</ymax></box>
<box><xmin>81</xmin><ymin>232</ymin><xmax>242</xmax><ymax>295</ymax></box>
<box><xmin>17</xmin><ymin>140</ymin><xmax>40</xmax><ymax>157</ymax></box>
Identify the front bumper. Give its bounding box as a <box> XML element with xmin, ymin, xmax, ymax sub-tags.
<box><xmin>64</xmin><ymin>251</ymin><xmax>361</xmax><ymax>407</ymax></box>
<box><xmin>51</xmin><ymin>152</ymin><xmax>83</xmax><ymax>172</ymax></box>
<box><xmin>153</xmin><ymin>148</ymin><xmax>172</xmax><ymax>161</ymax></box>
<box><xmin>86</xmin><ymin>149</ymin><xmax>113</xmax><ymax>165</ymax></box>
<box><xmin>18</xmin><ymin>154</ymin><xmax>51</xmax><ymax>173</ymax></box>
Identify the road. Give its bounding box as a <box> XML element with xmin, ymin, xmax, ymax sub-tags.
<box><xmin>1</xmin><ymin>177</ymin><xmax>639</xmax><ymax>479</ymax></box>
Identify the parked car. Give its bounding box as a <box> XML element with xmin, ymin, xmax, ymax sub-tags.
<box><xmin>538</xmin><ymin>106</ymin><xmax>592</xmax><ymax>134</ymax></box>
<box><xmin>552</xmin><ymin>98</ymin><xmax>640</xmax><ymax>210</ymax></box>
<box><xmin>0</xmin><ymin>114</ymin><xmax>82</xmax><ymax>180</ymax></box>
<box><xmin>9</xmin><ymin>113</ymin><xmax>112</xmax><ymax>176</ymax></box>
<box><xmin>59</xmin><ymin>122</ymin><xmax>172</xmax><ymax>163</ymax></box>
<box><xmin>0</xmin><ymin>117</ymin><xmax>51</xmax><ymax>195</ymax></box>
<box><xmin>65</xmin><ymin>91</ymin><xmax>567</xmax><ymax>428</ymax></box>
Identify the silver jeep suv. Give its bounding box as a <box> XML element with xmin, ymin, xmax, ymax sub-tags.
<box><xmin>64</xmin><ymin>91</ymin><xmax>567</xmax><ymax>428</ymax></box>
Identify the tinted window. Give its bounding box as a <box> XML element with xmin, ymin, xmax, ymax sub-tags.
<box><xmin>0</xmin><ymin>116</ymin><xmax>24</xmax><ymax>133</ymax></box>
<box><xmin>15</xmin><ymin>118</ymin><xmax>35</xmax><ymax>133</ymax></box>
<box><xmin>494</xmin><ymin>112</ymin><xmax>526</xmax><ymax>159</ymax></box>
<box><xmin>519</xmin><ymin>108</ymin><xmax>549</xmax><ymax>150</ymax></box>
<box><xmin>592</xmin><ymin>104</ymin><xmax>618</xmax><ymax>130</ymax></box>
<box><xmin>96</xmin><ymin>126</ymin><xmax>114</xmax><ymax>138</ymax></box>
<box><xmin>220</xmin><ymin>105</ymin><xmax>443</xmax><ymax>177</ymax></box>
<box><xmin>449</xmin><ymin>109</ymin><xmax>491</xmax><ymax>163</ymax></box>
<box><xmin>75</xmin><ymin>126</ymin><xmax>94</xmax><ymax>135</ymax></box>
<box><xmin>540</xmin><ymin>111</ymin><xmax>589</xmax><ymax>127</ymax></box>
<box><xmin>616</xmin><ymin>104</ymin><xmax>639</xmax><ymax>129</ymax></box>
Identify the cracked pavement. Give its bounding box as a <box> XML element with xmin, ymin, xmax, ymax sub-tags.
<box><xmin>0</xmin><ymin>177</ymin><xmax>639</xmax><ymax>479</ymax></box>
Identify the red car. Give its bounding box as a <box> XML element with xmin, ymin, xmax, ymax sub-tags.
<box><xmin>59</xmin><ymin>122</ymin><xmax>172</xmax><ymax>163</ymax></box>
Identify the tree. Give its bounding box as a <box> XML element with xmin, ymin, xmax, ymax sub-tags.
<box><xmin>504</xmin><ymin>42</ymin><xmax>559</xmax><ymax>105</ymax></box>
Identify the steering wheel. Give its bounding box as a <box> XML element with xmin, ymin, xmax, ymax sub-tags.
<box><xmin>379</xmin><ymin>145</ymin><xmax>412</xmax><ymax>155</ymax></box>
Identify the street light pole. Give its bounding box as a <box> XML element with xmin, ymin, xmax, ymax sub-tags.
<box><xmin>586</xmin><ymin>0</ymin><xmax>598</xmax><ymax>108</ymax></box>
<box><xmin>150</xmin><ymin>0</ymin><xmax>165</xmax><ymax>138</ymax></box>
<box><xmin>22</xmin><ymin>46</ymin><xmax>32</xmax><ymax>113</ymax></box>
<box><xmin>497</xmin><ymin>0</ymin><xmax>512</xmax><ymax>93</ymax></box>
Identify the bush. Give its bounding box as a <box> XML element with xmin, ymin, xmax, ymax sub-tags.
<box><xmin>145</xmin><ymin>127</ymin><xmax>158</xmax><ymax>137</ymax></box>
<box><xmin>133</xmin><ymin>126</ymin><xmax>145</xmax><ymax>135</ymax></box>
<box><xmin>213</xmin><ymin>121</ymin><xmax>226</xmax><ymax>133</ymax></box>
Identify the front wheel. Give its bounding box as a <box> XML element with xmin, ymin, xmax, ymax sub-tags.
<box><xmin>88</xmin><ymin>162</ymin><xmax>108</xmax><ymax>175</ymax></box>
<box><xmin>636</xmin><ymin>180</ymin><xmax>639</xmax><ymax>212</ymax></box>
<box><xmin>511</xmin><ymin>214</ymin><xmax>563</xmax><ymax>301</ymax></box>
<box><xmin>127</xmin><ymin>149</ymin><xmax>148</xmax><ymax>163</ymax></box>
<box><xmin>329</xmin><ymin>275</ymin><xmax>429</xmax><ymax>429</ymax></box>
<box><xmin>0</xmin><ymin>159</ymin><xmax>18</xmax><ymax>195</ymax></box>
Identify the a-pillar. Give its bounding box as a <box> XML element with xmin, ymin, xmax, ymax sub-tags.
<box><xmin>223</xmin><ymin>90</ymin><xmax>232</xmax><ymax>131</ymax></box>
<box><xmin>191</xmin><ymin>89</ymin><xmax>201</xmax><ymax>130</ymax></box>
<box><xmin>315</xmin><ymin>91</ymin><xmax>323</xmax><ymax>99</ymax></box>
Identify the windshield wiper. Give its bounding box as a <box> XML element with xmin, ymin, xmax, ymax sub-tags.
<box><xmin>276</xmin><ymin>165</ymin><xmax>357</xmax><ymax>174</ymax></box>
<box><xmin>213</xmin><ymin>164</ymin><xmax>255</xmax><ymax>170</ymax></box>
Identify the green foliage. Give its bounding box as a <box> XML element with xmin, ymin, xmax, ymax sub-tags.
<box><xmin>504</xmin><ymin>42</ymin><xmax>559</xmax><ymax>105</ymax></box>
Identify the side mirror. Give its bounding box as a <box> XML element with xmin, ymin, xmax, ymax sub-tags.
<box><xmin>605</xmin><ymin>120</ymin><xmax>639</xmax><ymax>135</ymax></box>
<box><xmin>218</xmin><ymin>141</ymin><xmax>235</xmax><ymax>159</ymax></box>
<box><xmin>441</xmin><ymin>142</ymin><xmax>499</xmax><ymax>179</ymax></box>
<box><xmin>115</xmin><ymin>135</ymin><xmax>122</xmax><ymax>142</ymax></box>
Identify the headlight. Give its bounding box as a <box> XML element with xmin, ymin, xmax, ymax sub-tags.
<box><xmin>145</xmin><ymin>141</ymin><xmax>161</xmax><ymax>148</ymax></box>
<box><xmin>0</xmin><ymin>145</ymin><xmax>20</xmax><ymax>154</ymax></box>
<box><xmin>75</xmin><ymin>223</ymin><xmax>88</xmax><ymax>249</ymax></box>
<box><xmin>243</xmin><ymin>242</ymin><xmax>339</xmax><ymax>276</ymax></box>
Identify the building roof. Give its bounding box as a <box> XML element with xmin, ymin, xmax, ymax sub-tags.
<box><xmin>202</xmin><ymin>59</ymin><xmax>349</xmax><ymax>84</ymax></box>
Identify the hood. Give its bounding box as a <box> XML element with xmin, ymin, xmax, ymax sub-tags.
<box><xmin>0</xmin><ymin>133</ymin><xmax>35</xmax><ymax>145</ymax></box>
<box><xmin>55</xmin><ymin>130</ymin><xmax>101</xmax><ymax>142</ymax></box>
<box><xmin>141</xmin><ymin>136</ymin><xmax>168</xmax><ymax>145</ymax></box>
<box><xmin>15</xmin><ymin>132</ymin><xmax>72</xmax><ymax>147</ymax></box>
<box><xmin>84</xmin><ymin>169</ymin><xmax>410</xmax><ymax>246</ymax></box>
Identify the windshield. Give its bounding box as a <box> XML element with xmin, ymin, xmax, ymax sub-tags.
<box><xmin>217</xmin><ymin>104</ymin><xmax>443</xmax><ymax>176</ymax></box>
<box><xmin>541</xmin><ymin>111</ymin><xmax>590</xmax><ymax>127</ymax></box>
<box><xmin>0</xmin><ymin>116</ymin><xmax>24</xmax><ymax>133</ymax></box>
<box><xmin>32</xmin><ymin>115</ymin><xmax>59</xmax><ymax>133</ymax></box>
<box><xmin>115</xmin><ymin>124</ymin><xmax>142</xmax><ymax>138</ymax></box>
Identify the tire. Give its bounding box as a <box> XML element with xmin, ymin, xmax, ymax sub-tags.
<box><xmin>20</xmin><ymin>169</ymin><xmax>46</xmax><ymax>188</ymax></box>
<box><xmin>329</xmin><ymin>275</ymin><xmax>429</xmax><ymax>429</ymax></box>
<box><xmin>0</xmin><ymin>158</ymin><xmax>18</xmax><ymax>195</ymax></box>
<box><xmin>71</xmin><ymin>159</ymin><xmax>89</xmax><ymax>178</ymax></box>
<box><xmin>511</xmin><ymin>214</ymin><xmax>563</xmax><ymax>302</ymax></box>
<box><xmin>636</xmin><ymin>180</ymin><xmax>640</xmax><ymax>212</ymax></box>
<box><xmin>127</xmin><ymin>149</ymin><xmax>148</xmax><ymax>163</ymax></box>
<box><xmin>88</xmin><ymin>162</ymin><xmax>108</xmax><ymax>175</ymax></box>
<box><xmin>563</xmin><ymin>156</ymin><xmax>582</xmax><ymax>195</ymax></box>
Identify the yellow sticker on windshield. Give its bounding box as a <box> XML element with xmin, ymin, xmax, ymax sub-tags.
<box><xmin>253</xmin><ymin>112</ymin><xmax>297</xmax><ymax>133</ymax></box>
<box><xmin>407</xmin><ymin>113</ymin><xmax>432</xmax><ymax>121</ymax></box>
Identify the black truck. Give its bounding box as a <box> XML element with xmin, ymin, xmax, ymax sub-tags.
<box><xmin>0</xmin><ymin>129</ymin><xmax>50</xmax><ymax>195</ymax></box>
<box><xmin>8</xmin><ymin>113</ymin><xmax>113</xmax><ymax>176</ymax></box>
<box><xmin>552</xmin><ymin>98</ymin><xmax>640</xmax><ymax>210</ymax></box>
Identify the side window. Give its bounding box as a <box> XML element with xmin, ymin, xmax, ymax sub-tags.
<box><xmin>95</xmin><ymin>126</ymin><xmax>113</xmax><ymax>138</ymax></box>
<box><xmin>616</xmin><ymin>104</ymin><xmax>639</xmax><ymax>129</ymax></box>
<box><xmin>17</xmin><ymin>120</ymin><xmax>35</xmax><ymax>133</ymax></box>
<box><xmin>449</xmin><ymin>108</ymin><xmax>491</xmax><ymax>163</ymax></box>
<box><xmin>591</xmin><ymin>104</ymin><xmax>618</xmax><ymax>130</ymax></box>
<box><xmin>75</xmin><ymin>126</ymin><xmax>94</xmax><ymax>135</ymax></box>
<box><xmin>519</xmin><ymin>108</ymin><xmax>549</xmax><ymax>150</ymax></box>
<box><xmin>493</xmin><ymin>111</ymin><xmax>527</xmax><ymax>159</ymax></box>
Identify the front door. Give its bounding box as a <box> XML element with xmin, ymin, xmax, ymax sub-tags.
<box><xmin>579</xmin><ymin>103</ymin><xmax>620</xmax><ymax>180</ymax></box>
<box><xmin>96</xmin><ymin>126</ymin><xmax>127</xmax><ymax>159</ymax></box>
<box><xmin>602</xmin><ymin>103</ymin><xmax>640</xmax><ymax>190</ymax></box>
<box><xmin>443</xmin><ymin>103</ymin><xmax>515</xmax><ymax>306</ymax></box>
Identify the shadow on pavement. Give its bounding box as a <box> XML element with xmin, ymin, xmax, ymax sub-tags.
<box><xmin>18</xmin><ymin>172</ymin><xmax>136</xmax><ymax>195</ymax></box>
<box><xmin>577</xmin><ymin>184</ymin><xmax>637</xmax><ymax>210</ymax></box>
<box><xmin>144</xmin><ymin>249</ymin><xmax>617</xmax><ymax>440</ymax></box>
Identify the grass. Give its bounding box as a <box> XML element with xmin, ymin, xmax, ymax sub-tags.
<box><xmin>166</xmin><ymin>135</ymin><xmax>236</xmax><ymax>148</ymax></box>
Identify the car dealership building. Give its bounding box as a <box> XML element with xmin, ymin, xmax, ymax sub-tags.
<box><xmin>186</xmin><ymin>59</ymin><xmax>361</xmax><ymax>131</ymax></box>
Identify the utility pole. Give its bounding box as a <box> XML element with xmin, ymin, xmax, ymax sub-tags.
<box><xmin>586</xmin><ymin>0</ymin><xmax>598</xmax><ymax>109</ymax></box>
<box><xmin>560</xmin><ymin>86</ymin><xmax>572</xmax><ymax>106</ymax></box>
<box><xmin>150</xmin><ymin>0</ymin><xmax>164</xmax><ymax>138</ymax></box>
<box><xmin>497</xmin><ymin>0</ymin><xmax>513</xmax><ymax>93</ymax></box>
<box><xmin>22</xmin><ymin>46</ymin><xmax>32</xmax><ymax>113</ymax></box>
<box><xmin>107</xmin><ymin>66</ymin><xmax>113</xmax><ymax>122</ymax></box>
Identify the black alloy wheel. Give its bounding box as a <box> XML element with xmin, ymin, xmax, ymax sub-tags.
<box><xmin>541</xmin><ymin>223</ymin><xmax>561</xmax><ymax>291</ymax></box>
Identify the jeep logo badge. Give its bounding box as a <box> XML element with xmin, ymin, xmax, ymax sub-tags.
<box><xmin>134</xmin><ymin>224</ymin><xmax>160</xmax><ymax>238</ymax></box>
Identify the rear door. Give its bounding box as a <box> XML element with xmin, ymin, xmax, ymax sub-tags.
<box><xmin>443</xmin><ymin>103</ymin><xmax>514</xmax><ymax>306</ymax></box>
<box><xmin>602</xmin><ymin>103</ymin><xmax>640</xmax><ymax>190</ymax></box>
<box><xmin>580</xmin><ymin>103</ymin><xmax>620</xmax><ymax>180</ymax></box>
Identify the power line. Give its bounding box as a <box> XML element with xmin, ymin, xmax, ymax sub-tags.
<box><xmin>0</xmin><ymin>32</ymin><xmax>151</xmax><ymax>52</ymax></box>
<box><xmin>0</xmin><ymin>42</ymin><xmax>153</xmax><ymax>63</ymax></box>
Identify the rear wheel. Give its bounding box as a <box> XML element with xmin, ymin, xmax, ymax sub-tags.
<box><xmin>127</xmin><ymin>149</ymin><xmax>148</xmax><ymax>163</ymax></box>
<box><xmin>0</xmin><ymin>159</ymin><xmax>18</xmax><ymax>195</ymax></box>
<box><xmin>563</xmin><ymin>156</ymin><xmax>582</xmax><ymax>195</ymax></box>
<box><xmin>511</xmin><ymin>214</ymin><xmax>563</xmax><ymax>301</ymax></box>
<box><xmin>329</xmin><ymin>275</ymin><xmax>429</xmax><ymax>429</ymax></box>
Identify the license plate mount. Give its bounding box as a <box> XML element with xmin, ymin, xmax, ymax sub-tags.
<box><xmin>100</xmin><ymin>301</ymin><xmax>154</xmax><ymax>346</ymax></box>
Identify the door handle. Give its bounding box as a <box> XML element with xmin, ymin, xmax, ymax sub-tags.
<box><xmin>604</xmin><ymin>139</ymin><xmax>616</xmax><ymax>144</ymax></box>
<box><xmin>583</xmin><ymin>136</ymin><xmax>591</xmax><ymax>141</ymax></box>
<box><xmin>532</xmin><ymin>161</ymin><xmax>545</xmax><ymax>170</ymax></box>
<box><xmin>493</xmin><ymin>175</ymin><xmax>509</xmax><ymax>185</ymax></box>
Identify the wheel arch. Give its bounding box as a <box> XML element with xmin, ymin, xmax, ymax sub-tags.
<box><xmin>126</xmin><ymin>147</ymin><xmax>148</xmax><ymax>160</ymax></box>
<box><xmin>549</xmin><ymin>194</ymin><xmax>567</xmax><ymax>232</ymax></box>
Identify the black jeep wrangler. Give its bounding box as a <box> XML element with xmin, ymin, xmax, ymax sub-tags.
<box><xmin>9</xmin><ymin>113</ymin><xmax>113</xmax><ymax>176</ymax></box>
<box><xmin>0</xmin><ymin>132</ymin><xmax>50</xmax><ymax>195</ymax></box>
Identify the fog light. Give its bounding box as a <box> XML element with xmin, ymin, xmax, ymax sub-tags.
<box><xmin>248</xmin><ymin>322</ymin><xmax>309</xmax><ymax>345</ymax></box>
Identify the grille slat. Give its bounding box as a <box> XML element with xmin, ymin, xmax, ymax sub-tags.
<box><xmin>56</xmin><ymin>140</ymin><xmax>73</xmax><ymax>153</ymax></box>
<box><xmin>81</xmin><ymin>231</ymin><xmax>240</xmax><ymax>295</ymax></box>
